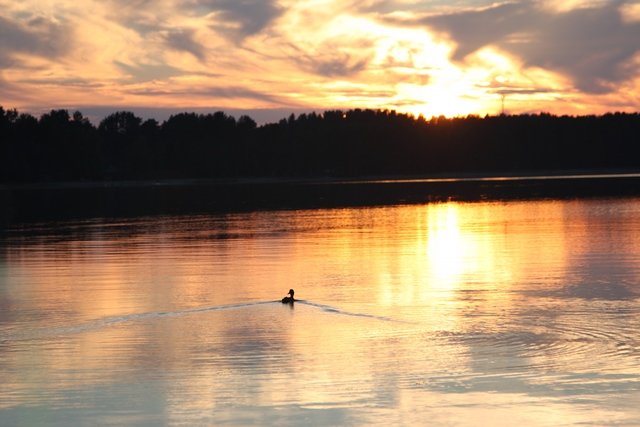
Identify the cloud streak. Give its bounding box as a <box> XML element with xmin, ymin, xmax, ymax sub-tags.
<box><xmin>128</xmin><ymin>85</ymin><xmax>293</xmax><ymax>106</ymax></box>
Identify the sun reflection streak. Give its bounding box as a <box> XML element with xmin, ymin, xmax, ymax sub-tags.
<box><xmin>425</xmin><ymin>203</ymin><xmax>470</xmax><ymax>291</ymax></box>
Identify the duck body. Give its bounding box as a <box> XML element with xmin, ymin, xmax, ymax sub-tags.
<box><xmin>281</xmin><ymin>289</ymin><xmax>295</xmax><ymax>304</ymax></box>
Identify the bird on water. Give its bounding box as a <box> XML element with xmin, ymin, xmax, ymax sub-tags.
<box><xmin>281</xmin><ymin>289</ymin><xmax>295</xmax><ymax>303</ymax></box>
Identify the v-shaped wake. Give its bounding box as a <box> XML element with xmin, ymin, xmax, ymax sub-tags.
<box><xmin>1</xmin><ymin>299</ymin><xmax>402</xmax><ymax>342</ymax></box>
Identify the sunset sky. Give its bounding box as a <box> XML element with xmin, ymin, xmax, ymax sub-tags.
<box><xmin>2</xmin><ymin>0</ymin><xmax>640</xmax><ymax>123</ymax></box>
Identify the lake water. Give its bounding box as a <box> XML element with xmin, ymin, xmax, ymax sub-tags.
<box><xmin>1</xmin><ymin>198</ymin><xmax>640</xmax><ymax>426</ymax></box>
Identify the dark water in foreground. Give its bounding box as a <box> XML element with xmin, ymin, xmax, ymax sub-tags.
<box><xmin>1</xmin><ymin>195</ymin><xmax>640</xmax><ymax>425</ymax></box>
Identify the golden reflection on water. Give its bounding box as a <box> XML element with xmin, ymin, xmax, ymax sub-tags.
<box><xmin>426</xmin><ymin>203</ymin><xmax>467</xmax><ymax>290</ymax></box>
<box><xmin>365</xmin><ymin>201</ymin><xmax>576</xmax><ymax>331</ymax></box>
<box><xmin>2</xmin><ymin>199</ymin><xmax>640</xmax><ymax>425</ymax></box>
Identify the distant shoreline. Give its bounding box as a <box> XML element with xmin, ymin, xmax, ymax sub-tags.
<box><xmin>3</xmin><ymin>169</ymin><xmax>640</xmax><ymax>224</ymax></box>
<box><xmin>3</xmin><ymin>168</ymin><xmax>640</xmax><ymax>191</ymax></box>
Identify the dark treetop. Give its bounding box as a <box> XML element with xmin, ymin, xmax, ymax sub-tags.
<box><xmin>2</xmin><ymin>107</ymin><xmax>639</xmax><ymax>183</ymax></box>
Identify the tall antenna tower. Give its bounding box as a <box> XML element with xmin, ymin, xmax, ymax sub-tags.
<box><xmin>501</xmin><ymin>94</ymin><xmax>506</xmax><ymax>115</ymax></box>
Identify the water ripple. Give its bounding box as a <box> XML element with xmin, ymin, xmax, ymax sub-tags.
<box><xmin>296</xmin><ymin>301</ymin><xmax>407</xmax><ymax>323</ymax></box>
<box><xmin>0</xmin><ymin>300</ymin><xmax>403</xmax><ymax>342</ymax></box>
<box><xmin>0</xmin><ymin>301</ymin><xmax>274</xmax><ymax>341</ymax></box>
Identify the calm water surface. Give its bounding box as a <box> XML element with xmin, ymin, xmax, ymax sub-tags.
<box><xmin>1</xmin><ymin>198</ymin><xmax>640</xmax><ymax>426</ymax></box>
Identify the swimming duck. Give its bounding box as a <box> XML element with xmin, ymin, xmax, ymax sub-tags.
<box><xmin>281</xmin><ymin>289</ymin><xmax>295</xmax><ymax>303</ymax></box>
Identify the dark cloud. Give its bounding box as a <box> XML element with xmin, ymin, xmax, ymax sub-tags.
<box><xmin>17</xmin><ymin>77</ymin><xmax>104</xmax><ymax>89</ymax></box>
<box><xmin>358</xmin><ymin>0</ymin><xmax>497</xmax><ymax>15</ymax></box>
<box><xmin>492</xmin><ymin>87</ymin><xmax>555</xmax><ymax>96</ymax></box>
<box><xmin>424</xmin><ymin>3</ymin><xmax>533</xmax><ymax>59</ymax></box>
<box><xmin>289</xmin><ymin>39</ymin><xmax>375</xmax><ymax>78</ymax></box>
<box><xmin>106</xmin><ymin>0</ymin><xmax>155</xmax><ymax>8</ymax></box>
<box><xmin>163</xmin><ymin>29</ymin><xmax>207</xmax><ymax>61</ymax></box>
<box><xmin>0</xmin><ymin>14</ymin><xmax>72</xmax><ymax>66</ymax></box>
<box><xmin>394</xmin><ymin>1</ymin><xmax>640</xmax><ymax>93</ymax></box>
<box><xmin>305</xmin><ymin>54</ymin><xmax>370</xmax><ymax>77</ymax></box>
<box><xmin>99</xmin><ymin>3</ymin><xmax>209</xmax><ymax>61</ymax></box>
<box><xmin>102</xmin><ymin>0</ymin><xmax>164</xmax><ymax>35</ymax></box>
<box><xmin>114</xmin><ymin>61</ymin><xmax>183</xmax><ymax>82</ymax></box>
<box><xmin>482</xmin><ymin>79</ymin><xmax>556</xmax><ymax>96</ymax></box>
<box><xmin>185</xmin><ymin>0</ymin><xmax>284</xmax><ymax>40</ymax></box>
<box><xmin>128</xmin><ymin>85</ymin><xmax>291</xmax><ymax>106</ymax></box>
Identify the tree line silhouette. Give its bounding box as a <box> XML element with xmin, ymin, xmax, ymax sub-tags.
<box><xmin>1</xmin><ymin>106</ymin><xmax>639</xmax><ymax>183</ymax></box>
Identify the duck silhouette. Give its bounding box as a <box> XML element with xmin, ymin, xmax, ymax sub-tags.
<box><xmin>281</xmin><ymin>289</ymin><xmax>295</xmax><ymax>304</ymax></box>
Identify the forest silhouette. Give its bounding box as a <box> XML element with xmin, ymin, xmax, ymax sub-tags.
<box><xmin>1</xmin><ymin>106</ymin><xmax>639</xmax><ymax>183</ymax></box>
